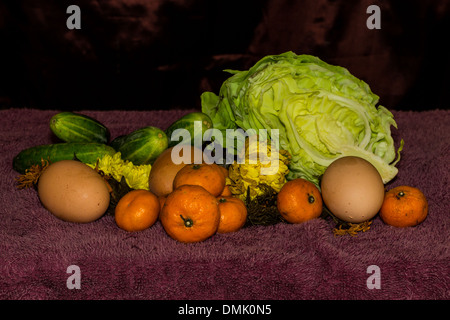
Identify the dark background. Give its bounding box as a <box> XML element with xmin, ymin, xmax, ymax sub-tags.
<box><xmin>0</xmin><ymin>0</ymin><xmax>449</xmax><ymax>111</ymax></box>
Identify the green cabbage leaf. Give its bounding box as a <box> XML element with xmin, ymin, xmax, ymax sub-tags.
<box><xmin>201</xmin><ymin>51</ymin><xmax>403</xmax><ymax>186</ymax></box>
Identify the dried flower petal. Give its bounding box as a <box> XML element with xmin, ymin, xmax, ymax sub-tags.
<box><xmin>333</xmin><ymin>220</ymin><xmax>373</xmax><ymax>237</ymax></box>
<box><xmin>15</xmin><ymin>158</ymin><xmax>50</xmax><ymax>189</ymax></box>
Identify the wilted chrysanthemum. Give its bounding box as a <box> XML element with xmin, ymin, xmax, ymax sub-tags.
<box><xmin>227</xmin><ymin>136</ymin><xmax>291</xmax><ymax>201</ymax></box>
<box><xmin>87</xmin><ymin>152</ymin><xmax>151</xmax><ymax>190</ymax></box>
<box><xmin>121</xmin><ymin>163</ymin><xmax>152</xmax><ymax>190</ymax></box>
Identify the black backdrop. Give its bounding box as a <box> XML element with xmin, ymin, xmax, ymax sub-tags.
<box><xmin>1</xmin><ymin>0</ymin><xmax>449</xmax><ymax>111</ymax></box>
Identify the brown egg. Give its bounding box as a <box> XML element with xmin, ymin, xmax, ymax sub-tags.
<box><xmin>320</xmin><ymin>156</ymin><xmax>385</xmax><ymax>223</ymax></box>
<box><xmin>38</xmin><ymin>160</ymin><xmax>110</xmax><ymax>223</ymax></box>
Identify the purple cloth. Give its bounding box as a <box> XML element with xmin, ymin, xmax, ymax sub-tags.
<box><xmin>0</xmin><ymin>108</ymin><xmax>448</xmax><ymax>300</ymax></box>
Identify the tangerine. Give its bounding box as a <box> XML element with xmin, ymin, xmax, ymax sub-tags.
<box><xmin>380</xmin><ymin>186</ymin><xmax>428</xmax><ymax>227</ymax></box>
<box><xmin>218</xmin><ymin>165</ymin><xmax>229</xmax><ymax>179</ymax></box>
<box><xmin>217</xmin><ymin>196</ymin><xmax>248</xmax><ymax>233</ymax></box>
<box><xmin>160</xmin><ymin>185</ymin><xmax>220</xmax><ymax>242</ymax></box>
<box><xmin>219</xmin><ymin>185</ymin><xmax>233</xmax><ymax>197</ymax></box>
<box><xmin>115</xmin><ymin>189</ymin><xmax>160</xmax><ymax>232</ymax></box>
<box><xmin>218</xmin><ymin>166</ymin><xmax>233</xmax><ymax>196</ymax></box>
<box><xmin>277</xmin><ymin>178</ymin><xmax>323</xmax><ymax>224</ymax></box>
<box><xmin>148</xmin><ymin>146</ymin><xmax>206</xmax><ymax>197</ymax></box>
<box><xmin>173</xmin><ymin>163</ymin><xmax>226</xmax><ymax>197</ymax></box>
<box><xmin>158</xmin><ymin>195</ymin><xmax>167</xmax><ymax>211</ymax></box>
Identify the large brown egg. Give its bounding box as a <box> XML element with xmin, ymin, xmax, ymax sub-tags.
<box><xmin>38</xmin><ymin>160</ymin><xmax>110</xmax><ymax>223</ymax></box>
<box><xmin>320</xmin><ymin>156</ymin><xmax>385</xmax><ymax>223</ymax></box>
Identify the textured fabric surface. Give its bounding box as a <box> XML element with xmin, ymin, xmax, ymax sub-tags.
<box><xmin>0</xmin><ymin>108</ymin><xmax>448</xmax><ymax>300</ymax></box>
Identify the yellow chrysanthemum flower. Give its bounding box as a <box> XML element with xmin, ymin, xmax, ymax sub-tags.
<box><xmin>87</xmin><ymin>152</ymin><xmax>151</xmax><ymax>190</ymax></box>
<box><xmin>227</xmin><ymin>136</ymin><xmax>291</xmax><ymax>201</ymax></box>
<box><xmin>121</xmin><ymin>163</ymin><xmax>152</xmax><ymax>190</ymax></box>
<box><xmin>91</xmin><ymin>152</ymin><xmax>125</xmax><ymax>182</ymax></box>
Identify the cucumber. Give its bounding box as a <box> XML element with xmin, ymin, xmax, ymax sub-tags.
<box><xmin>50</xmin><ymin>112</ymin><xmax>110</xmax><ymax>144</ymax></box>
<box><xmin>165</xmin><ymin>112</ymin><xmax>213</xmax><ymax>148</ymax></box>
<box><xmin>13</xmin><ymin>142</ymin><xmax>116</xmax><ymax>174</ymax></box>
<box><xmin>110</xmin><ymin>126</ymin><xmax>168</xmax><ymax>165</ymax></box>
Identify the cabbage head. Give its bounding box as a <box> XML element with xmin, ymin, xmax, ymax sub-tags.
<box><xmin>201</xmin><ymin>51</ymin><xmax>403</xmax><ymax>186</ymax></box>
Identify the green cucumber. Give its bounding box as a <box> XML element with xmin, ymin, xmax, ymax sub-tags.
<box><xmin>165</xmin><ymin>112</ymin><xmax>213</xmax><ymax>148</ymax></box>
<box><xmin>13</xmin><ymin>142</ymin><xmax>116</xmax><ymax>174</ymax></box>
<box><xmin>50</xmin><ymin>112</ymin><xmax>110</xmax><ymax>144</ymax></box>
<box><xmin>110</xmin><ymin>126</ymin><xmax>168</xmax><ymax>165</ymax></box>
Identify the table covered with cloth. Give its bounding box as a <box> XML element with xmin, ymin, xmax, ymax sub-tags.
<box><xmin>0</xmin><ymin>108</ymin><xmax>448</xmax><ymax>300</ymax></box>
